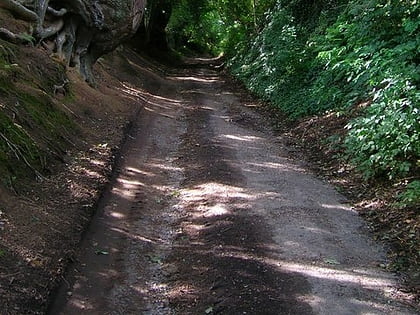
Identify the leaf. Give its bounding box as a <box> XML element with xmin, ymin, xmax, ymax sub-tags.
<box><xmin>324</xmin><ymin>258</ymin><xmax>340</xmax><ymax>265</ymax></box>
<box><xmin>95</xmin><ymin>250</ymin><xmax>109</xmax><ymax>255</ymax></box>
<box><xmin>171</xmin><ymin>190</ymin><xmax>181</xmax><ymax>197</ymax></box>
<box><xmin>205</xmin><ymin>306</ymin><xmax>214</xmax><ymax>314</ymax></box>
<box><xmin>147</xmin><ymin>255</ymin><xmax>163</xmax><ymax>264</ymax></box>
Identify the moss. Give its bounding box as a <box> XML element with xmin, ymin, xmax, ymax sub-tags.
<box><xmin>0</xmin><ymin>110</ymin><xmax>40</xmax><ymax>180</ymax></box>
<box><xmin>0</xmin><ymin>66</ymin><xmax>75</xmax><ymax>184</ymax></box>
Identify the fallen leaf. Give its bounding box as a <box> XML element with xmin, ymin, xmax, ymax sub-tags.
<box><xmin>324</xmin><ymin>258</ymin><xmax>340</xmax><ymax>265</ymax></box>
<box><xmin>95</xmin><ymin>250</ymin><xmax>109</xmax><ymax>255</ymax></box>
<box><xmin>147</xmin><ymin>255</ymin><xmax>163</xmax><ymax>264</ymax></box>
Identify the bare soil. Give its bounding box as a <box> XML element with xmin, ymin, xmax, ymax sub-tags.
<box><xmin>44</xmin><ymin>54</ymin><xmax>418</xmax><ymax>314</ymax></box>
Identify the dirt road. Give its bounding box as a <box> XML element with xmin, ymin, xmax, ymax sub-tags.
<box><xmin>49</xmin><ymin>55</ymin><xmax>416</xmax><ymax>314</ymax></box>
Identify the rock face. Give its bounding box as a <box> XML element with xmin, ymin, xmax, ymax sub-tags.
<box><xmin>1</xmin><ymin>0</ymin><xmax>147</xmax><ymax>82</ymax></box>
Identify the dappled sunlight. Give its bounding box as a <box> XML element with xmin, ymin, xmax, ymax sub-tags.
<box><xmin>147</xmin><ymin>162</ymin><xmax>183</xmax><ymax>172</ymax></box>
<box><xmin>89</xmin><ymin>159</ymin><xmax>106</xmax><ymax>167</ymax></box>
<box><xmin>222</xmin><ymin>134</ymin><xmax>263</xmax><ymax>142</ymax></box>
<box><xmin>120</xmin><ymin>82</ymin><xmax>181</xmax><ymax>104</ymax></box>
<box><xmin>112</xmin><ymin>178</ymin><xmax>144</xmax><ymax>200</ymax></box>
<box><xmin>178</xmin><ymin>182</ymin><xmax>255</xmax><ymax>219</ymax></box>
<box><xmin>126</xmin><ymin>166</ymin><xmax>155</xmax><ymax>177</ymax></box>
<box><xmin>117</xmin><ymin>82</ymin><xmax>182</xmax><ymax>120</ymax></box>
<box><xmin>277</xmin><ymin>261</ymin><xmax>394</xmax><ymax>288</ymax></box>
<box><xmin>169</xmin><ymin>75</ymin><xmax>220</xmax><ymax>83</ymax></box>
<box><xmin>246</xmin><ymin>161</ymin><xmax>306</xmax><ymax>172</ymax></box>
<box><xmin>180</xmin><ymin>182</ymin><xmax>250</xmax><ymax>200</ymax></box>
<box><xmin>321</xmin><ymin>203</ymin><xmax>355</xmax><ymax>212</ymax></box>
<box><xmin>116</xmin><ymin>178</ymin><xmax>145</xmax><ymax>188</ymax></box>
<box><xmin>205</xmin><ymin>204</ymin><xmax>230</xmax><ymax>217</ymax></box>
<box><xmin>109</xmin><ymin>211</ymin><xmax>126</xmax><ymax>219</ymax></box>
<box><xmin>68</xmin><ymin>299</ymin><xmax>94</xmax><ymax>311</ymax></box>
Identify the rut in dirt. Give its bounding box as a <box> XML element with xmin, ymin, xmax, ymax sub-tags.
<box><xmin>49</xmin><ymin>55</ymin><xmax>417</xmax><ymax>315</ymax></box>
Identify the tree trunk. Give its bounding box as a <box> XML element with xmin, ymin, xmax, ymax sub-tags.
<box><xmin>1</xmin><ymin>0</ymin><xmax>147</xmax><ymax>84</ymax></box>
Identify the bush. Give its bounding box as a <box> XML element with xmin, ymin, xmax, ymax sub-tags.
<box><xmin>397</xmin><ymin>180</ymin><xmax>420</xmax><ymax>208</ymax></box>
<box><xmin>229</xmin><ymin>0</ymin><xmax>419</xmax><ymax>181</ymax></box>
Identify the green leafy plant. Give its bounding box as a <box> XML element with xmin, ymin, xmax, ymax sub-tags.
<box><xmin>228</xmin><ymin>0</ymin><xmax>419</xmax><ymax>182</ymax></box>
<box><xmin>397</xmin><ymin>180</ymin><xmax>420</xmax><ymax>208</ymax></box>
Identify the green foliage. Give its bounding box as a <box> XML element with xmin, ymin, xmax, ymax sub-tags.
<box><xmin>167</xmin><ymin>1</ymin><xmax>226</xmax><ymax>54</ymax></box>
<box><xmin>317</xmin><ymin>0</ymin><xmax>420</xmax><ymax>179</ymax></box>
<box><xmin>167</xmin><ymin>0</ymin><xmax>277</xmax><ymax>54</ymax></box>
<box><xmin>229</xmin><ymin>0</ymin><xmax>419</xmax><ymax>181</ymax></box>
<box><xmin>397</xmin><ymin>180</ymin><xmax>420</xmax><ymax>208</ymax></box>
<box><xmin>229</xmin><ymin>5</ymin><xmax>312</xmax><ymax>119</ymax></box>
<box><xmin>345</xmin><ymin>82</ymin><xmax>419</xmax><ymax>179</ymax></box>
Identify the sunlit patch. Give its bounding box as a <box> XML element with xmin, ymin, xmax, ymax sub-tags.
<box><xmin>120</xmin><ymin>82</ymin><xmax>181</xmax><ymax>104</ymax></box>
<box><xmin>125</xmin><ymin>166</ymin><xmax>155</xmax><ymax>177</ymax></box>
<box><xmin>147</xmin><ymin>163</ymin><xmax>183</xmax><ymax>172</ymax></box>
<box><xmin>83</xmin><ymin>169</ymin><xmax>101</xmax><ymax>178</ymax></box>
<box><xmin>69</xmin><ymin>299</ymin><xmax>93</xmax><ymax>310</ymax></box>
<box><xmin>116</xmin><ymin>178</ymin><xmax>144</xmax><ymax>187</ymax></box>
<box><xmin>98</xmin><ymin>269</ymin><xmax>119</xmax><ymax>279</ymax></box>
<box><xmin>151</xmin><ymin>282</ymin><xmax>168</xmax><ymax>290</ymax></box>
<box><xmin>109</xmin><ymin>211</ymin><xmax>125</xmax><ymax>219</ymax></box>
<box><xmin>170</xmin><ymin>76</ymin><xmax>220</xmax><ymax>83</ymax></box>
<box><xmin>181</xmin><ymin>182</ymin><xmax>252</xmax><ymax>202</ymax></box>
<box><xmin>277</xmin><ymin>261</ymin><xmax>395</xmax><ymax>289</ymax></box>
<box><xmin>246</xmin><ymin>161</ymin><xmax>306</xmax><ymax>172</ymax></box>
<box><xmin>204</xmin><ymin>204</ymin><xmax>229</xmax><ymax>217</ymax></box>
<box><xmin>132</xmin><ymin>285</ymin><xmax>149</xmax><ymax>295</ymax></box>
<box><xmin>111</xmin><ymin>187</ymin><xmax>136</xmax><ymax>199</ymax></box>
<box><xmin>321</xmin><ymin>203</ymin><xmax>355</xmax><ymax>212</ymax></box>
<box><xmin>89</xmin><ymin>159</ymin><xmax>106</xmax><ymax>166</ymax></box>
<box><xmin>187</xmin><ymin>223</ymin><xmax>206</xmax><ymax>231</ymax></box>
<box><xmin>110</xmin><ymin>227</ymin><xmax>159</xmax><ymax>244</ymax></box>
<box><xmin>222</xmin><ymin>134</ymin><xmax>263</xmax><ymax>142</ymax></box>
<box><xmin>151</xmin><ymin>184</ymin><xmax>174</xmax><ymax>193</ymax></box>
<box><xmin>301</xmin><ymin>226</ymin><xmax>332</xmax><ymax>235</ymax></box>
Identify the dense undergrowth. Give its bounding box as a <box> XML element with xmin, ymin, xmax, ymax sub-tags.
<box><xmin>229</xmin><ymin>0</ymin><xmax>419</xmax><ymax>187</ymax></box>
<box><xmin>168</xmin><ymin>0</ymin><xmax>419</xmax><ymax>206</ymax></box>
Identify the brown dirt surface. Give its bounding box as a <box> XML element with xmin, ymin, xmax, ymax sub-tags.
<box><xmin>274</xmin><ymin>107</ymin><xmax>420</xmax><ymax>299</ymax></box>
<box><xmin>222</xmin><ymin>74</ymin><xmax>420</xmax><ymax>301</ymax></box>
<box><xmin>46</xmin><ymin>55</ymin><xmax>418</xmax><ymax>314</ymax></box>
<box><xmin>0</xmin><ymin>45</ymin><xmax>145</xmax><ymax>314</ymax></box>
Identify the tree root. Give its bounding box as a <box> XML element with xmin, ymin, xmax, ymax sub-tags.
<box><xmin>0</xmin><ymin>132</ymin><xmax>46</xmax><ymax>181</ymax></box>
<box><xmin>0</xmin><ymin>28</ymin><xmax>34</xmax><ymax>44</ymax></box>
<box><xmin>0</xmin><ymin>0</ymin><xmax>38</xmax><ymax>21</ymax></box>
<box><xmin>35</xmin><ymin>19</ymin><xmax>64</xmax><ymax>40</ymax></box>
<box><xmin>47</xmin><ymin>6</ymin><xmax>67</xmax><ymax>17</ymax></box>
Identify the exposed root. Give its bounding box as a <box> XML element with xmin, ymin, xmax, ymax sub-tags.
<box><xmin>0</xmin><ymin>132</ymin><xmax>46</xmax><ymax>181</ymax></box>
<box><xmin>0</xmin><ymin>28</ymin><xmax>34</xmax><ymax>44</ymax></box>
<box><xmin>35</xmin><ymin>18</ymin><xmax>64</xmax><ymax>40</ymax></box>
<box><xmin>47</xmin><ymin>6</ymin><xmax>67</xmax><ymax>17</ymax></box>
<box><xmin>0</xmin><ymin>0</ymin><xmax>38</xmax><ymax>21</ymax></box>
<box><xmin>0</xmin><ymin>0</ymin><xmax>147</xmax><ymax>84</ymax></box>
